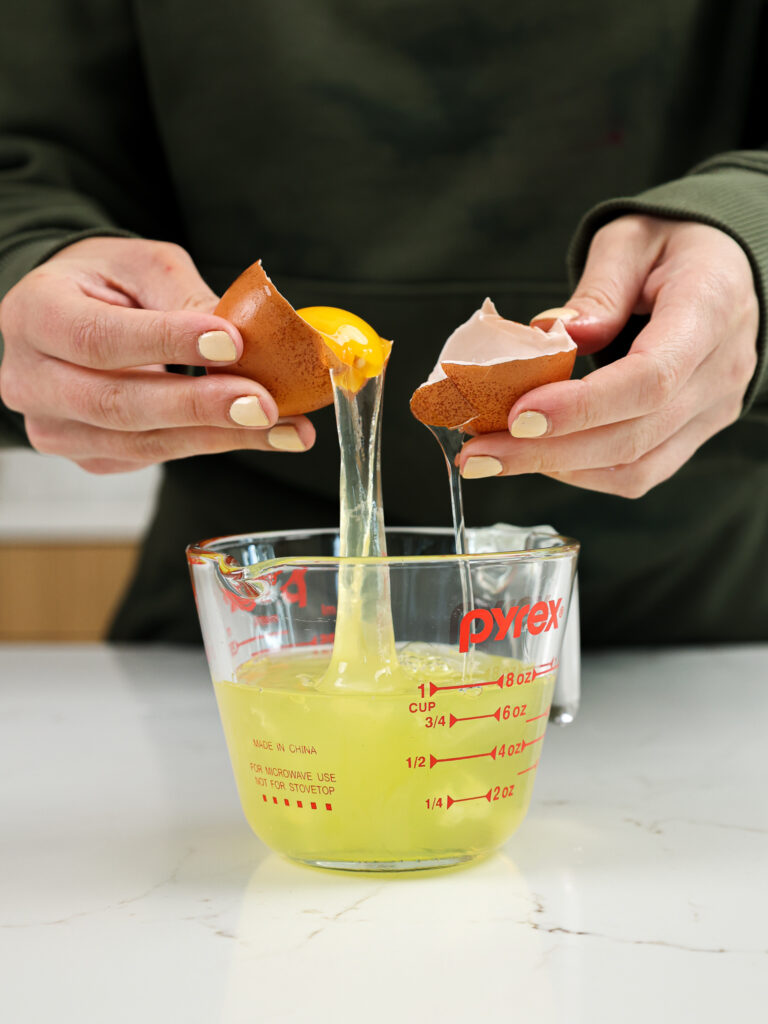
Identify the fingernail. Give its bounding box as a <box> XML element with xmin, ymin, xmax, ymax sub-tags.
<box><xmin>530</xmin><ymin>306</ymin><xmax>581</xmax><ymax>328</ymax></box>
<box><xmin>510</xmin><ymin>411</ymin><xmax>548</xmax><ymax>438</ymax></box>
<box><xmin>198</xmin><ymin>330</ymin><xmax>237</xmax><ymax>362</ymax></box>
<box><xmin>268</xmin><ymin>425</ymin><xmax>306</xmax><ymax>452</ymax></box>
<box><xmin>461</xmin><ymin>456</ymin><xmax>503</xmax><ymax>479</ymax></box>
<box><xmin>229</xmin><ymin>396</ymin><xmax>269</xmax><ymax>427</ymax></box>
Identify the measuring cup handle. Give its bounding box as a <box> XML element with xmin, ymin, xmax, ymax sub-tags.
<box><xmin>550</xmin><ymin>576</ymin><xmax>580</xmax><ymax>725</ymax></box>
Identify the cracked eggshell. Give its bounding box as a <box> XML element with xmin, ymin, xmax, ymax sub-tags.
<box><xmin>213</xmin><ymin>260</ymin><xmax>342</xmax><ymax>416</ymax></box>
<box><xmin>410</xmin><ymin>298</ymin><xmax>577</xmax><ymax>434</ymax></box>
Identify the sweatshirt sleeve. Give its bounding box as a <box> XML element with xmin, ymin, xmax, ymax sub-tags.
<box><xmin>0</xmin><ymin>1</ymin><xmax>181</xmax><ymax>446</ymax></box>
<box><xmin>567</xmin><ymin>151</ymin><xmax>768</xmax><ymax>417</ymax></box>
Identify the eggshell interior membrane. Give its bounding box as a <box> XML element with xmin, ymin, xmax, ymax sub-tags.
<box><xmin>213</xmin><ymin>261</ymin><xmax>345</xmax><ymax>416</ymax></box>
<box><xmin>410</xmin><ymin>298</ymin><xmax>577</xmax><ymax>434</ymax></box>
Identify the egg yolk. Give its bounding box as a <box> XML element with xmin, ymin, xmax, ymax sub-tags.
<box><xmin>298</xmin><ymin>306</ymin><xmax>392</xmax><ymax>392</ymax></box>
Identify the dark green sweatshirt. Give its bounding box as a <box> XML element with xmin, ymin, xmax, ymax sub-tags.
<box><xmin>1</xmin><ymin>1</ymin><xmax>767</xmax><ymax>645</ymax></box>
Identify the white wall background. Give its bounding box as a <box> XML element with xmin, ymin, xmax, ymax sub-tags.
<box><xmin>0</xmin><ymin>450</ymin><xmax>160</xmax><ymax>541</ymax></box>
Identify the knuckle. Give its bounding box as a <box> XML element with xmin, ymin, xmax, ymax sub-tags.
<box><xmin>730</xmin><ymin>342</ymin><xmax>758</xmax><ymax>391</ymax></box>
<box><xmin>0</xmin><ymin>364</ymin><xmax>26</xmax><ymax>412</ymax></box>
<box><xmin>613</xmin><ymin>466</ymin><xmax>655</xmax><ymax>500</ymax></box>
<box><xmin>186</xmin><ymin>379</ymin><xmax>220</xmax><ymax>425</ymax></box>
<box><xmin>176</xmin><ymin>288</ymin><xmax>214</xmax><ymax>312</ymax></box>
<box><xmin>149</xmin><ymin>239</ymin><xmax>191</xmax><ymax>271</ymax></box>
<box><xmin>696</xmin><ymin>266</ymin><xmax>737</xmax><ymax>310</ymax></box>
<box><xmin>569</xmin><ymin>379</ymin><xmax>598</xmax><ymax>429</ymax></box>
<box><xmin>177</xmin><ymin>384</ymin><xmax>207</xmax><ymax>427</ymax></box>
<box><xmin>614</xmin><ymin>429</ymin><xmax>649</xmax><ymax>467</ymax></box>
<box><xmin>0</xmin><ymin>285</ymin><xmax>23</xmax><ymax>339</ymax></box>
<box><xmin>25</xmin><ymin>417</ymin><xmax>56</xmax><ymax>455</ymax></box>
<box><xmin>93</xmin><ymin>380</ymin><xmax>131</xmax><ymax>428</ymax></box>
<box><xmin>643</xmin><ymin>351</ymin><xmax>682</xmax><ymax>406</ymax></box>
<box><xmin>720</xmin><ymin>396</ymin><xmax>743</xmax><ymax>428</ymax></box>
<box><xmin>577</xmin><ymin>278</ymin><xmax>622</xmax><ymax>314</ymax></box>
<box><xmin>126</xmin><ymin>429</ymin><xmax>169</xmax><ymax>464</ymax></box>
<box><xmin>146</xmin><ymin>311</ymin><xmax>179</xmax><ymax>363</ymax></box>
<box><xmin>727</xmin><ymin>398</ymin><xmax>742</xmax><ymax>425</ymax></box>
<box><xmin>592</xmin><ymin>215</ymin><xmax>653</xmax><ymax>254</ymax></box>
<box><xmin>70</xmin><ymin>310</ymin><xmax>111</xmax><ymax>365</ymax></box>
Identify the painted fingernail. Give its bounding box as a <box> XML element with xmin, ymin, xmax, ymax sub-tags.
<box><xmin>229</xmin><ymin>396</ymin><xmax>269</xmax><ymax>427</ymax></box>
<box><xmin>510</xmin><ymin>411</ymin><xmax>548</xmax><ymax>438</ymax></box>
<box><xmin>268</xmin><ymin>425</ymin><xmax>306</xmax><ymax>452</ymax></box>
<box><xmin>530</xmin><ymin>306</ymin><xmax>580</xmax><ymax>328</ymax></box>
<box><xmin>198</xmin><ymin>330</ymin><xmax>237</xmax><ymax>362</ymax></box>
<box><xmin>461</xmin><ymin>456</ymin><xmax>503</xmax><ymax>479</ymax></box>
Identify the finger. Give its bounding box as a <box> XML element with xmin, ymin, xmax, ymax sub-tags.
<box><xmin>75</xmin><ymin>457</ymin><xmax>158</xmax><ymax>475</ymax></box>
<box><xmin>508</xmin><ymin>300</ymin><xmax>709</xmax><ymax>438</ymax></box>
<box><xmin>531</xmin><ymin>215</ymin><xmax>664</xmax><ymax>354</ymax></box>
<box><xmin>25</xmin><ymin>415</ymin><xmax>316</xmax><ymax>464</ymax></box>
<box><xmin>466</xmin><ymin>388</ymin><xmax>720</xmax><ymax>479</ymax></box>
<box><xmin>15</xmin><ymin>358</ymin><xmax>285</xmax><ymax>431</ymax></box>
<box><xmin>466</xmin><ymin>341</ymin><xmax>739</xmax><ymax>477</ymax></box>
<box><xmin>540</xmin><ymin>398</ymin><xmax>738</xmax><ymax>499</ymax></box>
<box><xmin>24</xmin><ymin>281</ymin><xmax>243</xmax><ymax>369</ymax></box>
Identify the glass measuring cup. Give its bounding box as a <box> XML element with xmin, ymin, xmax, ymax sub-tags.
<box><xmin>187</xmin><ymin>527</ymin><xmax>579</xmax><ymax>871</ymax></box>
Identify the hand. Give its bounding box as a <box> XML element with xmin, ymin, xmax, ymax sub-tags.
<box><xmin>459</xmin><ymin>215</ymin><xmax>760</xmax><ymax>497</ymax></box>
<box><xmin>0</xmin><ymin>237</ymin><xmax>315</xmax><ymax>473</ymax></box>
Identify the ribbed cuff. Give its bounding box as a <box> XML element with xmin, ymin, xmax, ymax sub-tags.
<box><xmin>567</xmin><ymin>158</ymin><xmax>768</xmax><ymax>414</ymax></box>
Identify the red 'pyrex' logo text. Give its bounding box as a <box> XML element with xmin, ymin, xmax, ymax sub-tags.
<box><xmin>459</xmin><ymin>600</ymin><xmax>564</xmax><ymax>653</ymax></box>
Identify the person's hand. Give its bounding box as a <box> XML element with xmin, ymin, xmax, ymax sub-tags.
<box><xmin>459</xmin><ymin>215</ymin><xmax>760</xmax><ymax>497</ymax></box>
<box><xmin>0</xmin><ymin>237</ymin><xmax>315</xmax><ymax>473</ymax></box>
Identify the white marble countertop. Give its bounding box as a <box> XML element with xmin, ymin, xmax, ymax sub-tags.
<box><xmin>1</xmin><ymin>644</ymin><xmax>767</xmax><ymax>1023</ymax></box>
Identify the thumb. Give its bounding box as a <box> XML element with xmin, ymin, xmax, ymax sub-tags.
<box><xmin>531</xmin><ymin>217</ymin><xmax>663</xmax><ymax>355</ymax></box>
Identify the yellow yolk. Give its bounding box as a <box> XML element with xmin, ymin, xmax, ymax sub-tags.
<box><xmin>298</xmin><ymin>306</ymin><xmax>392</xmax><ymax>392</ymax></box>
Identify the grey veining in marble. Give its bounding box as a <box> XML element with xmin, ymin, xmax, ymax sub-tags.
<box><xmin>1</xmin><ymin>644</ymin><xmax>767</xmax><ymax>1023</ymax></box>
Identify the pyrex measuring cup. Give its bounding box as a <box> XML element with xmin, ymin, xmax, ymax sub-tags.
<box><xmin>187</xmin><ymin>527</ymin><xmax>579</xmax><ymax>871</ymax></box>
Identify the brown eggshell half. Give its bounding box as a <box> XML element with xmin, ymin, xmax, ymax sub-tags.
<box><xmin>409</xmin><ymin>375</ymin><xmax>476</xmax><ymax>429</ymax></box>
<box><xmin>443</xmin><ymin>348</ymin><xmax>577</xmax><ymax>433</ymax></box>
<box><xmin>213</xmin><ymin>260</ymin><xmax>342</xmax><ymax>416</ymax></box>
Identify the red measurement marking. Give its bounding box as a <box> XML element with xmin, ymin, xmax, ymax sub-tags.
<box><xmin>231</xmin><ymin>635</ymin><xmax>260</xmax><ymax>653</ymax></box>
<box><xmin>446</xmin><ymin>789</ymin><xmax>492</xmax><ymax>809</ymax></box>
<box><xmin>430</xmin><ymin>673</ymin><xmax>503</xmax><ymax>696</ymax></box>
<box><xmin>518</xmin><ymin>759</ymin><xmax>540</xmax><ymax>776</ymax></box>
<box><xmin>449</xmin><ymin>708</ymin><xmax>501</xmax><ymax>727</ymax></box>
<box><xmin>533</xmin><ymin>659</ymin><xmax>558</xmax><ymax>677</ymax></box>
<box><xmin>526</xmin><ymin>705</ymin><xmax>551</xmax><ymax>723</ymax></box>
<box><xmin>524</xmin><ymin>732</ymin><xmax>545</xmax><ymax>749</ymax></box>
<box><xmin>262</xmin><ymin>797</ymin><xmax>332</xmax><ymax>811</ymax></box>
<box><xmin>288</xmin><ymin>636</ymin><xmax>335</xmax><ymax>650</ymax></box>
<box><xmin>430</xmin><ymin>746</ymin><xmax>497</xmax><ymax>768</ymax></box>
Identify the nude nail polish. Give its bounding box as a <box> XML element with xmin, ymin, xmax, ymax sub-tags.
<box><xmin>461</xmin><ymin>456</ymin><xmax>503</xmax><ymax>479</ymax></box>
<box><xmin>268</xmin><ymin>425</ymin><xmax>306</xmax><ymax>452</ymax></box>
<box><xmin>530</xmin><ymin>307</ymin><xmax>581</xmax><ymax>329</ymax></box>
<box><xmin>229</xmin><ymin>396</ymin><xmax>269</xmax><ymax>427</ymax></box>
<box><xmin>198</xmin><ymin>330</ymin><xmax>237</xmax><ymax>362</ymax></box>
<box><xmin>510</xmin><ymin>411</ymin><xmax>548</xmax><ymax>438</ymax></box>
